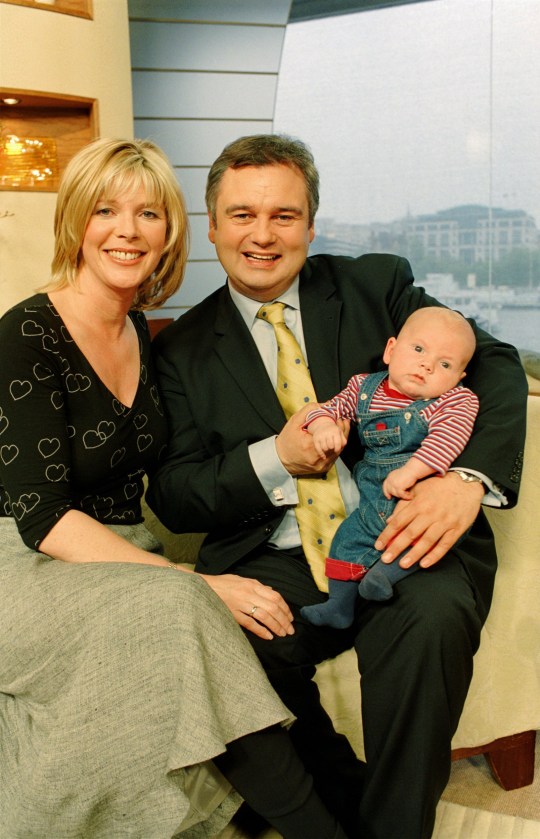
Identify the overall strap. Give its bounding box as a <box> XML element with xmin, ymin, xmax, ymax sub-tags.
<box><xmin>356</xmin><ymin>370</ymin><xmax>389</xmax><ymax>417</ymax></box>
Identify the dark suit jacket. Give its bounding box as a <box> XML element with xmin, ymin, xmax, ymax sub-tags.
<box><xmin>147</xmin><ymin>254</ymin><xmax>528</xmax><ymax>622</ymax></box>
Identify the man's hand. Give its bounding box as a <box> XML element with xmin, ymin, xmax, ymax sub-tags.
<box><xmin>375</xmin><ymin>472</ymin><xmax>484</xmax><ymax>568</ymax></box>
<box><xmin>276</xmin><ymin>404</ymin><xmax>350</xmax><ymax>476</ymax></box>
<box><xmin>200</xmin><ymin>572</ymin><xmax>294</xmax><ymax>640</ymax></box>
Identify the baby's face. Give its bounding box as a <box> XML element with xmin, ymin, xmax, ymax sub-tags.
<box><xmin>383</xmin><ymin>320</ymin><xmax>469</xmax><ymax>400</ymax></box>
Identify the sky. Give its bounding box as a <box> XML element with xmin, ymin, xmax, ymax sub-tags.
<box><xmin>274</xmin><ymin>0</ymin><xmax>540</xmax><ymax>227</ymax></box>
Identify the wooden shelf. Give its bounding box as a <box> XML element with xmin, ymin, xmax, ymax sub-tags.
<box><xmin>0</xmin><ymin>89</ymin><xmax>97</xmax><ymax>192</ymax></box>
<box><xmin>0</xmin><ymin>0</ymin><xmax>92</xmax><ymax>19</ymax></box>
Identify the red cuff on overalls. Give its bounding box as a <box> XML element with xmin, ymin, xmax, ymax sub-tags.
<box><xmin>326</xmin><ymin>558</ymin><xmax>369</xmax><ymax>582</ymax></box>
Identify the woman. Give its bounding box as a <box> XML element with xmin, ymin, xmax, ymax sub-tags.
<box><xmin>0</xmin><ymin>138</ymin><xmax>347</xmax><ymax>839</ymax></box>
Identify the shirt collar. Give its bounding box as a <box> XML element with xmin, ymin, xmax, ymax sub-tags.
<box><xmin>228</xmin><ymin>277</ymin><xmax>301</xmax><ymax>331</ymax></box>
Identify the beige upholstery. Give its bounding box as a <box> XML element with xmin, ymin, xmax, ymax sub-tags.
<box><xmin>453</xmin><ymin>383</ymin><xmax>540</xmax><ymax>749</ymax></box>
<box><xmin>142</xmin><ymin>379</ymin><xmax>540</xmax><ymax>783</ymax></box>
<box><xmin>314</xmin><ymin>384</ymin><xmax>540</xmax><ymax>763</ymax></box>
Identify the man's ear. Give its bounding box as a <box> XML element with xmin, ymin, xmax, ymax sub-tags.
<box><xmin>208</xmin><ymin>211</ymin><xmax>216</xmax><ymax>243</ymax></box>
<box><xmin>382</xmin><ymin>336</ymin><xmax>396</xmax><ymax>365</ymax></box>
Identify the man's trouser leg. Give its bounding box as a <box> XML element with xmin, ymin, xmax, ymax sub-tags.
<box><xmin>234</xmin><ymin>549</ymin><xmax>365</xmax><ymax>838</ymax></box>
<box><xmin>354</xmin><ymin>555</ymin><xmax>483</xmax><ymax>839</ymax></box>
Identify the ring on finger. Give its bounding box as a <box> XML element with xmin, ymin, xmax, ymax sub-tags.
<box><xmin>249</xmin><ymin>605</ymin><xmax>259</xmax><ymax>617</ymax></box>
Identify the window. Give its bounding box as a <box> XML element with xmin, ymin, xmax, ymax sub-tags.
<box><xmin>274</xmin><ymin>0</ymin><xmax>540</xmax><ymax>352</ymax></box>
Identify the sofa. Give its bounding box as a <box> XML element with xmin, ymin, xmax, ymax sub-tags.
<box><xmin>142</xmin><ymin>370</ymin><xmax>540</xmax><ymax>793</ymax></box>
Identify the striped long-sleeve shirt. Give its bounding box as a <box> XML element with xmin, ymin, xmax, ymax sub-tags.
<box><xmin>306</xmin><ymin>374</ymin><xmax>479</xmax><ymax>476</ymax></box>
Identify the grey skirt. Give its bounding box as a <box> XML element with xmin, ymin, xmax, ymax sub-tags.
<box><xmin>0</xmin><ymin>519</ymin><xmax>291</xmax><ymax>839</ymax></box>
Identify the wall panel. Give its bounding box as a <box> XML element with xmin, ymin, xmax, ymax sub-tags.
<box><xmin>174</xmin><ymin>168</ymin><xmax>209</xmax><ymax>214</ymax></box>
<box><xmin>128</xmin><ymin>0</ymin><xmax>291</xmax><ymax>26</ymax></box>
<box><xmin>130</xmin><ymin>22</ymin><xmax>284</xmax><ymax>72</ymax></box>
<box><xmin>133</xmin><ymin>119</ymin><xmax>274</xmax><ymax>166</ymax></box>
<box><xmin>168</xmin><ymin>262</ymin><xmax>228</xmax><ymax>309</ymax></box>
<box><xmin>187</xmin><ymin>215</ymin><xmax>218</xmax><ymax>261</ymax></box>
<box><xmin>132</xmin><ymin>71</ymin><xmax>278</xmax><ymax>120</ymax></box>
<box><xmin>128</xmin><ymin>0</ymin><xmax>292</xmax><ymax>317</ymax></box>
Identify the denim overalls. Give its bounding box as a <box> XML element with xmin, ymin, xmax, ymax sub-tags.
<box><xmin>328</xmin><ymin>370</ymin><xmax>436</xmax><ymax>575</ymax></box>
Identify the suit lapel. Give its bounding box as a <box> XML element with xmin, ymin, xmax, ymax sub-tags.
<box><xmin>299</xmin><ymin>263</ymin><xmax>343</xmax><ymax>402</ymax></box>
<box><xmin>213</xmin><ymin>288</ymin><xmax>286</xmax><ymax>433</ymax></box>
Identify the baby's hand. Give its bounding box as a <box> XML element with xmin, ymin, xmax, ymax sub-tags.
<box><xmin>309</xmin><ymin>417</ymin><xmax>347</xmax><ymax>458</ymax></box>
<box><xmin>383</xmin><ymin>466</ymin><xmax>415</xmax><ymax>500</ymax></box>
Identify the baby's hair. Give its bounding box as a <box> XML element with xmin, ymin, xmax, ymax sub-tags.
<box><xmin>400</xmin><ymin>307</ymin><xmax>476</xmax><ymax>365</ymax></box>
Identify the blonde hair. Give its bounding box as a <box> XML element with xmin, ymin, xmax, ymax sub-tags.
<box><xmin>45</xmin><ymin>138</ymin><xmax>190</xmax><ymax>310</ymax></box>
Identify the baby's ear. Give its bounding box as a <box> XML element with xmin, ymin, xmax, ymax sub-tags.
<box><xmin>382</xmin><ymin>337</ymin><xmax>397</xmax><ymax>365</ymax></box>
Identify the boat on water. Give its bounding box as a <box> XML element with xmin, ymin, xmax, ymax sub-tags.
<box><xmin>421</xmin><ymin>274</ymin><xmax>499</xmax><ymax>331</ymax></box>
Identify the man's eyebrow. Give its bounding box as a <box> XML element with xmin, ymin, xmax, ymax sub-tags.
<box><xmin>225</xmin><ymin>204</ymin><xmax>252</xmax><ymax>214</ymax></box>
<box><xmin>275</xmin><ymin>205</ymin><xmax>304</xmax><ymax>215</ymax></box>
<box><xmin>224</xmin><ymin>203</ymin><xmax>305</xmax><ymax>215</ymax></box>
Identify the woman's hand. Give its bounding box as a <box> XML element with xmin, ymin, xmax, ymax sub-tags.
<box><xmin>200</xmin><ymin>573</ymin><xmax>294</xmax><ymax>640</ymax></box>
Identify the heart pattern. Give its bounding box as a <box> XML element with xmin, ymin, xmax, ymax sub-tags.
<box><xmin>83</xmin><ymin>421</ymin><xmax>116</xmax><ymax>449</ymax></box>
<box><xmin>33</xmin><ymin>363</ymin><xmax>53</xmax><ymax>381</ymax></box>
<box><xmin>45</xmin><ymin>463</ymin><xmax>69</xmax><ymax>482</ymax></box>
<box><xmin>0</xmin><ymin>409</ymin><xmax>9</xmax><ymax>436</ymax></box>
<box><xmin>38</xmin><ymin>437</ymin><xmax>61</xmax><ymax>459</ymax></box>
<box><xmin>1</xmin><ymin>444</ymin><xmax>19</xmax><ymax>465</ymax></box>
<box><xmin>10</xmin><ymin>380</ymin><xmax>32</xmax><ymax>401</ymax></box>
<box><xmin>66</xmin><ymin>373</ymin><xmax>91</xmax><ymax>393</ymax></box>
<box><xmin>11</xmin><ymin>492</ymin><xmax>40</xmax><ymax>520</ymax></box>
<box><xmin>1</xmin><ymin>296</ymin><xmax>167</xmax><ymax>542</ymax></box>
<box><xmin>21</xmin><ymin>320</ymin><xmax>44</xmax><ymax>337</ymax></box>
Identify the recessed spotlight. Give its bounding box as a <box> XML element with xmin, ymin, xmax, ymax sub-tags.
<box><xmin>1</xmin><ymin>98</ymin><xmax>21</xmax><ymax>106</ymax></box>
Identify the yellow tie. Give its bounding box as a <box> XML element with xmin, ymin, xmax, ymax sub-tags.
<box><xmin>257</xmin><ymin>302</ymin><xmax>347</xmax><ymax>591</ymax></box>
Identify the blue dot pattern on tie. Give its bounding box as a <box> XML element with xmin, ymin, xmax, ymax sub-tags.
<box><xmin>256</xmin><ymin>301</ymin><xmax>347</xmax><ymax>591</ymax></box>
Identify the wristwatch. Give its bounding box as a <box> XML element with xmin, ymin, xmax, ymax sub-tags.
<box><xmin>452</xmin><ymin>470</ymin><xmax>484</xmax><ymax>487</ymax></box>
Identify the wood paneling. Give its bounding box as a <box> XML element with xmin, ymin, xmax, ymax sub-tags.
<box><xmin>0</xmin><ymin>89</ymin><xmax>97</xmax><ymax>192</ymax></box>
<box><xmin>0</xmin><ymin>0</ymin><xmax>92</xmax><ymax>19</ymax></box>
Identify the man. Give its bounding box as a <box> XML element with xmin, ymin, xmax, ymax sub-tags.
<box><xmin>147</xmin><ymin>135</ymin><xmax>527</xmax><ymax>838</ymax></box>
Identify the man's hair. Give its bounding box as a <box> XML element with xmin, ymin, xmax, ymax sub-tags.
<box><xmin>205</xmin><ymin>134</ymin><xmax>320</xmax><ymax>225</ymax></box>
<box><xmin>44</xmin><ymin>137</ymin><xmax>190</xmax><ymax>310</ymax></box>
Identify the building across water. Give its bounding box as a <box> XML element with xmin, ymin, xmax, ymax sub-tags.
<box><xmin>406</xmin><ymin>205</ymin><xmax>538</xmax><ymax>265</ymax></box>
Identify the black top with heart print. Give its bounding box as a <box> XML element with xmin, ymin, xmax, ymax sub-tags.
<box><xmin>0</xmin><ymin>294</ymin><xmax>168</xmax><ymax>550</ymax></box>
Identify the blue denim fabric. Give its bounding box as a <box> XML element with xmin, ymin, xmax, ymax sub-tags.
<box><xmin>329</xmin><ymin>370</ymin><xmax>436</xmax><ymax>569</ymax></box>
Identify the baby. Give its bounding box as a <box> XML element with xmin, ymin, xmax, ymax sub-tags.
<box><xmin>301</xmin><ymin>306</ymin><xmax>479</xmax><ymax>628</ymax></box>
